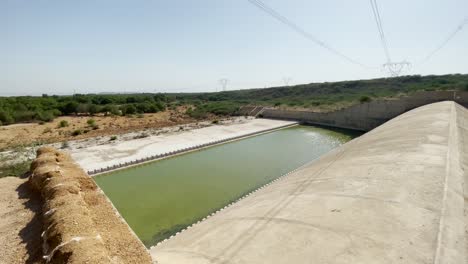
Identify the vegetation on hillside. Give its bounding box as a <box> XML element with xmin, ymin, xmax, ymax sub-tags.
<box><xmin>176</xmin><ymin>74</ymin><xmax>468</xmax><ymax>109</ymax></box>
<box><xmin>1</xmin><ymin>74</ymin><xmax>467</xmax><ymax>126</ymax></box>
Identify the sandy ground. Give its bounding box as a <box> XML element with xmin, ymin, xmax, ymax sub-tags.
<box><xmin>70</xmin><ymin>118</ymin><xmax>296</xmax><ymax>172</ymax></box>
<box><xmin>0</xmin><ymin>107</ymin><xmax>195</xmax><ymax>151</ymax></box>
<box><xmin>0</xmin><ymin>177</ymin><xmax>42</xmax><ymax>264</ymax></box>
<box><xmin>0</xmin><ymin>116</ymin><xmax>240</xmax><ymax>170</ymax></box>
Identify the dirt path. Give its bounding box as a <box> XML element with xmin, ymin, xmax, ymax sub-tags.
<box><xmin>0</xmin><ymin>177</ymin><xmax>42</xmax><ymax>264</ymax></box>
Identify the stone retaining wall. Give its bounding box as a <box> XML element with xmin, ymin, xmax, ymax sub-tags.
<box><xmin>261</xmin><ymin>91</ymin><xmax>468</xmax><ymax>131</ymax></box>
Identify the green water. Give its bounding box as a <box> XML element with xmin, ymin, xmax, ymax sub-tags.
<box><xmin>94</xmin><ymin>125</ymin><xmax>357</xmax><ymax>247</ymax></box>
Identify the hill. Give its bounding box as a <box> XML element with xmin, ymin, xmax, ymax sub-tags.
<box><xmin>1</xmin><ymin>74</ymin><xmax>467</xmax><ymax>125</ymax></box>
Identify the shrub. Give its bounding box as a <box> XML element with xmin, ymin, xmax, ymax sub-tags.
<box><xmin>122</xmin><ymin>105</ymin><xmax>137</xmax><ymax>115</ymax></box>
<box><xmin>87</xmin><ymin>118</ymin><xmax>96</xmax><ymax>126</ymax></box>
<box><xmin>12</xmin><ymin>111</ymin><xmax>35</xmax><ymax>122</ymax></box>
<box><xmin>62</xmin><ymin>101</ymin><xmax>79</xmax><ymax>115</ymax></box>
<box><xmin>359</xmin><ymin>96</ymin><xmax>371</xmax><ymax>103</ymax></box>
<box><xmin>110</xmin><ymin>136</ymin><xmax>117</xmax><ymax>141</ymax></box>
<box><xmin>71</xmin><ymin>129</ymin><xmax>82</xmax><ymax>136</ymax></box>
<box><xmin>43</xmin><ymin>127</ymin><xmax>52</xmax><ymax>133</ymax></box>
<box><xmin>36</xmin><ymin>111</ymin><xmax>55</xmax><ymax>122</ymax></box>
<box><xmin>58</xmin><ymin>120</ymin><xmax>69</xmax><ymax>128</ymax></box>
<box><xmin>212</xmin><ymin>120</ymin><xmax>219</xmax><ymax>124</ymax></box>
<box><xmin>88</xmin><ymin>104</ymin><xmax>99</xmax><ymax>115</ymax></box>
<box><xmin>0</xmin><ymin>110</ymin><xmax>14</xmax><ymax>125</ymax></box>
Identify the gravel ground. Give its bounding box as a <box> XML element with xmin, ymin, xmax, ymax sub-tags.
<box><xmin>0</xmin><ymin>176</ymin><xmax>43</xmax><ymax>264</ymax></box>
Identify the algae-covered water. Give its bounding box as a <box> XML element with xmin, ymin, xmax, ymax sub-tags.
<box><xmin>94</xmin><ymin>125</ymin><xmax>357</xmax><ymax>247</ymax></box>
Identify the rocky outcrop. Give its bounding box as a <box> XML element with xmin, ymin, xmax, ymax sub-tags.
<box><xmin>29</xmin><ymin>147</ymin><xmax>152</xmax><ymax>264</ymax></box>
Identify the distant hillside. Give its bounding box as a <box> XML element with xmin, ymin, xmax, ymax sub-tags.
<box><xmin>1</xmin><ymin>74</ymin><xmax>467</xmax><ymax>125</ymax></box>
<box><xmin>175</xmin><ymin>74</ymin><xmax>468</xmax><ymax>109</ymax></box>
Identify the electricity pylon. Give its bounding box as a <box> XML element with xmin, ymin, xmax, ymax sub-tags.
<box><xmin>218</xmin><ymin>78</ymin><xmax>229</xmax><ymax>92</ymax></box>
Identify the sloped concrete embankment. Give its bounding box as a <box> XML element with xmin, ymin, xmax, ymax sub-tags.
<box><xmin>261</xmin><ymin>91</ymin><xmax>468</xmax><ymax>131</ymax></box>
<box><xmin>151</xmin><ymin>101</ymin><xmax>467</xmax><ymax>264</ymax></box>
<box><xmin>29</xmin><ymin>147</ymin><xmax>152</xmax><ymax>263</ymax></box>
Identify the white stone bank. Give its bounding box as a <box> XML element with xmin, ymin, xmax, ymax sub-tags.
<box><xmin>70</xmin><ymin>118</ymin><xmax>297</xmax><ymax>173</ymax></box>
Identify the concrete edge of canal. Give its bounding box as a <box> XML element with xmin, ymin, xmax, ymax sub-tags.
<box><xmin>87</xmin><ymin>122</ymin><xmax>299</xmax><ymax>176</ymax></box>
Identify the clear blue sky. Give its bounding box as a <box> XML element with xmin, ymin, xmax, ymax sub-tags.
<box><xmin>1</xmin><ymin>0</ymin><xmax>467</xmax><ymax>95</ymax></box>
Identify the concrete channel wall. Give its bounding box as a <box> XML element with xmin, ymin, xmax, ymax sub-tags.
<box><xmin>151</xmin><ymin>101</ymin><xmax>468</xmax><ymax>264</ymax></box>
<box><xmin>261</xmin><ymin>91</ymin><xmax>468</xmax><ymax>131</ymax></box>
<box><xmin>88</xmin><ymin>123</ymin><xmax>298</xmax><ymax>176</ymax></box>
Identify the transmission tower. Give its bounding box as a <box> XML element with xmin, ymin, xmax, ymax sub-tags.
<box><xmin>382</xmin><ymin>61</ymin><xmax>411</xmax><ymax>77</ymax></box>
<box><xmin>283</xmin><ymin>77</ymin><xmax>292</xmax><ymax>86</ymax></box>
<box><xmin>218</xmin><ymin>78</ymin><xmax>229</xmax><ymax>92</ymax></box>
<box><xmin>369</xmin><ymin>0</ymin><xmax>411</xmax><ymax>77</ymax></box>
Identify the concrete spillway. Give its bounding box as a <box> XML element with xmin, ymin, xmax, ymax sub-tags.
<box><xmin>150</xmin><ymin>101</ymin><xmax>467</xmax><ymax>264</ymax></box>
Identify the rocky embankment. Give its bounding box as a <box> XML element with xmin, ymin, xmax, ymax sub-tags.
<box><xmin>29</xmin><ymin>146</ymin><xmax>152</xmax><ymax>263</ymax></box>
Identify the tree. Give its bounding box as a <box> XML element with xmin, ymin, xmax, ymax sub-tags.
<box><xmin>76</xmin><ymin>104</ymin><xmax>89</xmax><ymax>114</ymax></box>
<box><xmin>88</xmin><ymin>104</ymin><xmax>99</xmax><ymax>115</ymax></box>
<box><xmin>0</xmin><ymin>109</ymin><xmax>14</xmax><ymax>125</ymax></box>
<box><xmin>122</xmin><ymin>105</ymin><xmax>136</xmax><ymax>115</ymax></box>
<box><xmin>62</xmin><ymin>101</ymin><xmax>79</xmax><ymax>115</ymax></box>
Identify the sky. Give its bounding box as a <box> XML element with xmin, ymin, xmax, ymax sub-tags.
<box><xmin>1</xmin><ymin>0</ymin><xmax>467</xmax><ymax>96</ymax></box>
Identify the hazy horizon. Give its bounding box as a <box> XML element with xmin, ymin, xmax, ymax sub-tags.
<box><xmin>2</xmin><ymin>0</ymin><xmax>467</xmax><ymax>96</ymax></box>
<box><xmin>1</xmin><ymin>72</ymin><xmax>467</xmax><ymax>97</ymax></box>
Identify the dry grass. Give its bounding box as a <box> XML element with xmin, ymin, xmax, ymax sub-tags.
<box><xmin>0</xmin><ymin>108</ymin><xmax>195</xmax><ymax>151</ymax></box>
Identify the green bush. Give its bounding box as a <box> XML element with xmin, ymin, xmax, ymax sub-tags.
<box><xmin>359</xmin><ymin>96</ymin><xmax>371</xmax><ymax>103</ymax></box>
<box><xmin>36</xmin><ymin>110</ymin><xmax>55</xmax><ymax>122</ymax></box>
<box><xmin>0</xmin><ymin>110</ymin><xmax>14</xmax><ymax>125</ymax></box>
<box><xmin>122</xmin><ymin>105</ymin><xmax>137</xmax><ymax>115</ymax></box>
<box><xmin>110</xmin><ymin>135</ymin><xmax>117</xmax><ymax>141</ymax></box>
<box><xmin>88</xmin><ymin>104</ymin><xmax>99</xmax><ymax>115</ymax></box>
<box><xmin>71</xmin><ymin>129</ymin><xmax>82</xmax><ymax>136</ymax></box>
<box><xmin>87</xmin><ymin>118</ymin><xmax>96</xmax><ymax>126</ymax></box>
<box><xmin>58</xmin><ymin>120</ymin><xmax>69</xmax><ymax>128</ymax></box>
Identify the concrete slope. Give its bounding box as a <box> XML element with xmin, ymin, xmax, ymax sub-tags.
<box><xmin>150</xmin><ymin>101</ymin><xmax>467</xmax><ymax>264</ymax></box>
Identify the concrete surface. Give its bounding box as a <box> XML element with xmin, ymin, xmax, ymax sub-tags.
<box><xmin>262</xmin><ymin>90</ymin><xmax>468</xmax><ymax>131</ymax></box>
<box><xmin>150</xmin><ymin>101</ymin><xmax>467</xmax><ymax>264</ymax></box>
<box><xmin>70</xmin><ymin>118</ymin><xmax>296</xmax><ymax>172</ymax></box>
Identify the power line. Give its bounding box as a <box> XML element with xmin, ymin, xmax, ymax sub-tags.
<box><xmin>418</xmin><ymin>16</ymin><xmax>468</xmax><ymax>64</ymax></box>
<box><xmin>369</xmin><ymin>0</ymin><xmax>391</xmax><ymax>62</ymax></box>
<box><xmin>247</xmin><ymin>0</ymin><xmax>372</xmax><ymax>69</ymax></box>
